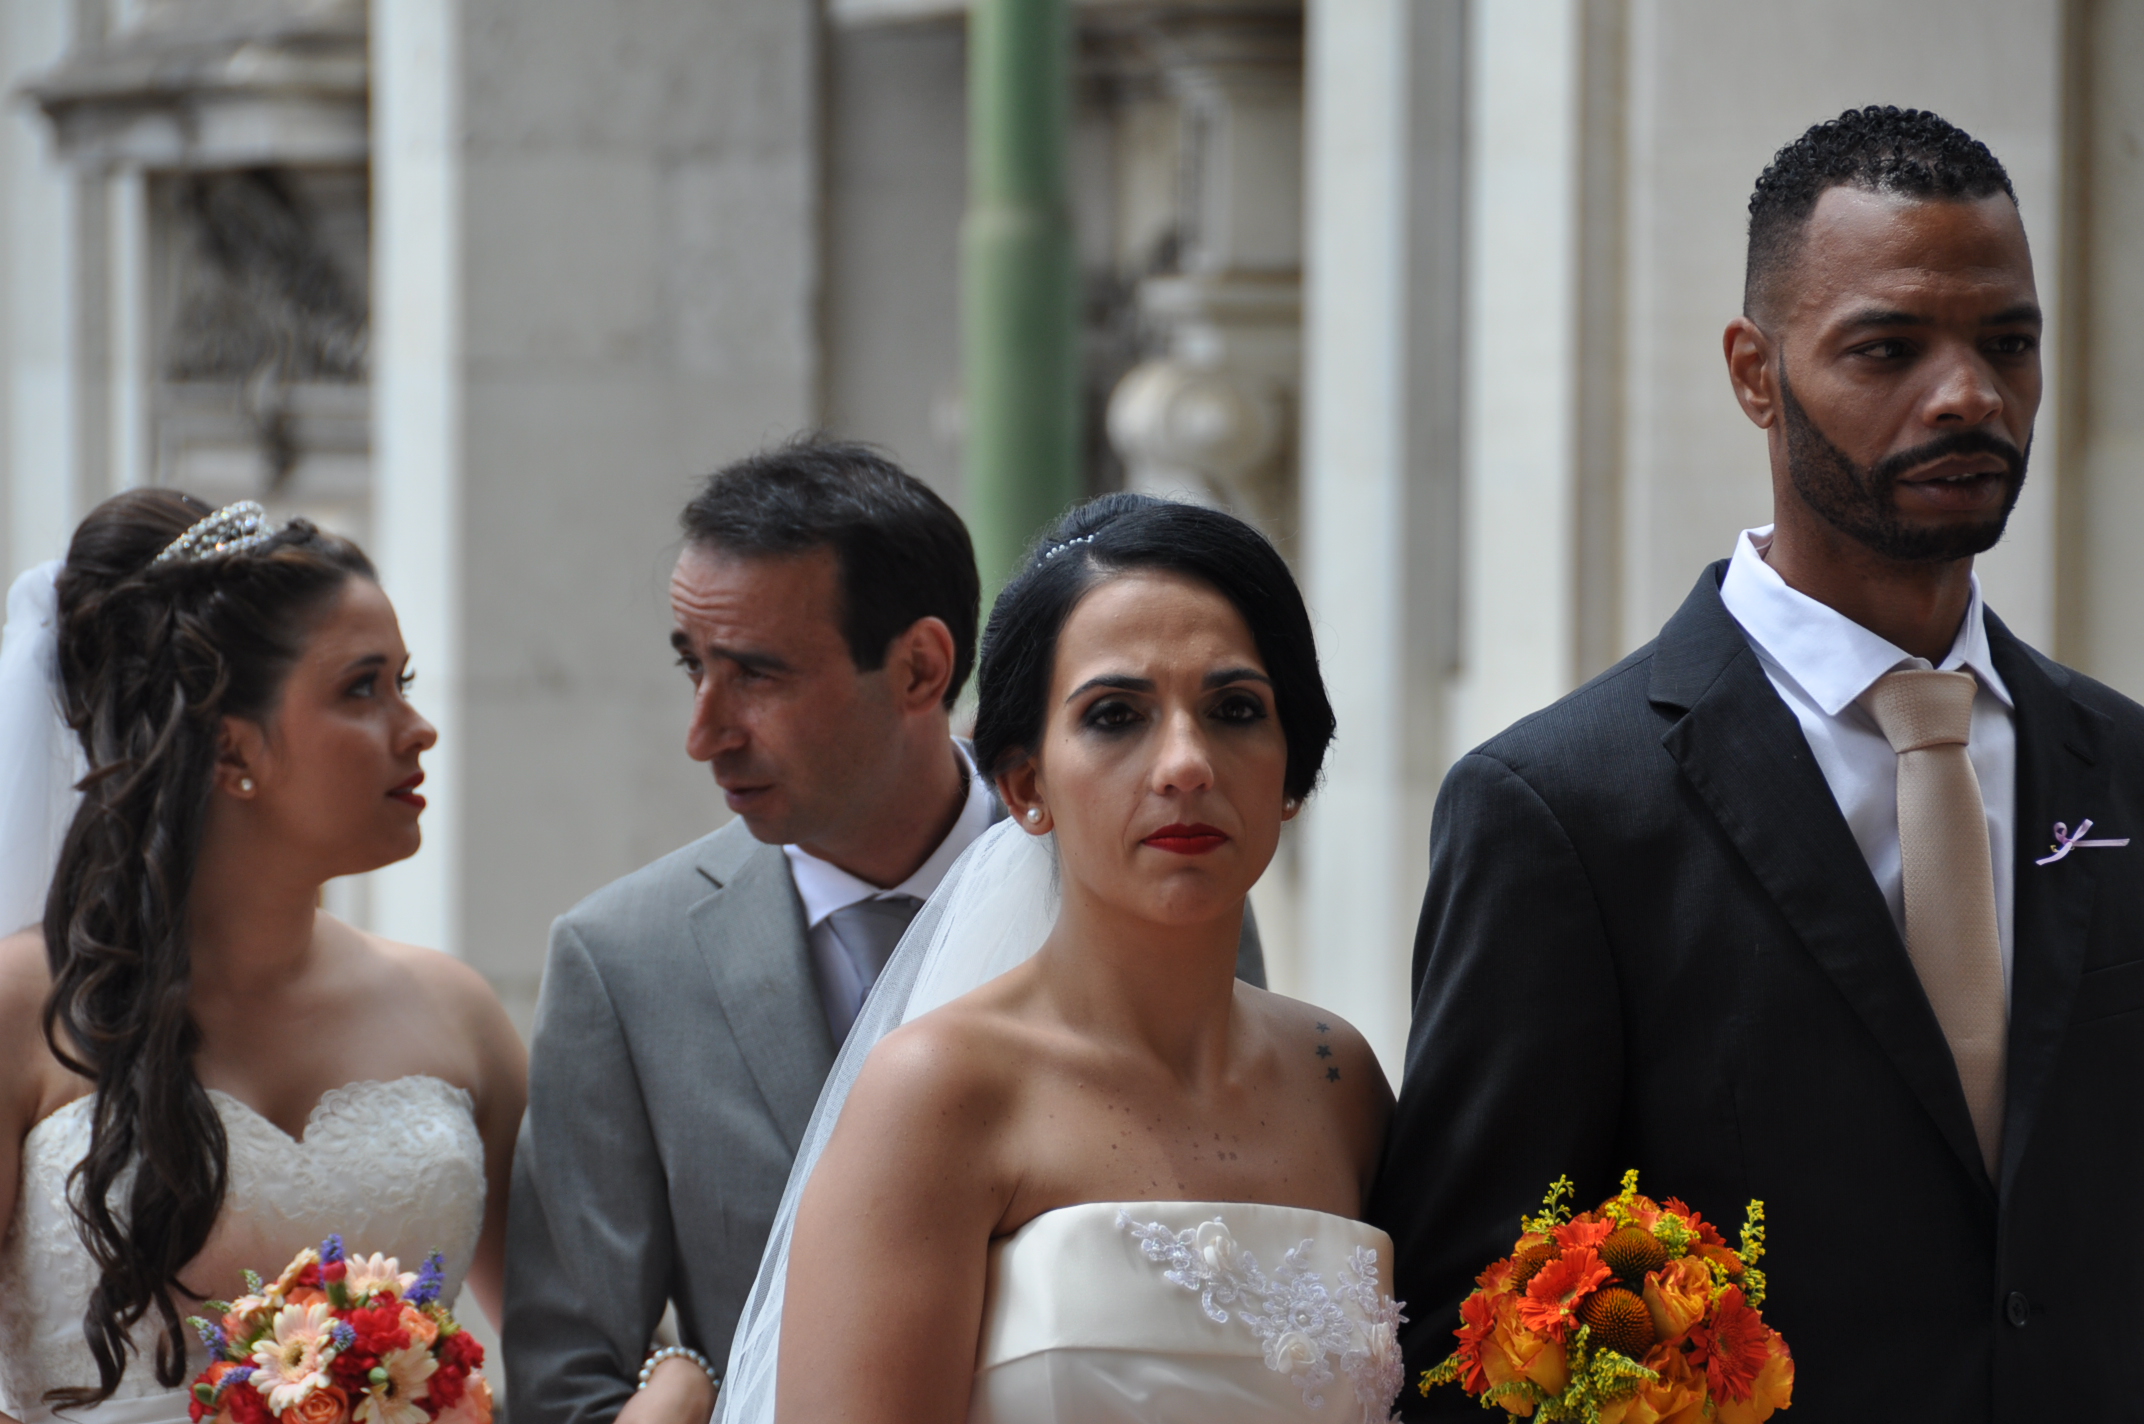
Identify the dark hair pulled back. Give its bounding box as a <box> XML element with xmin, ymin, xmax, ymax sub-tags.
<box><xmin>40</xmin><ymin>488</ymin><xmax>373</xmax><ymax>1406</ymax></box>
<box><xmin>973</xmin><ymin>494</ymin><xmax>1334</xmax><ymax>804</ymax></box>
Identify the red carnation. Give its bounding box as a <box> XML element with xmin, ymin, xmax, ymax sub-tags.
<box><xmin>429</xmin><ymin>1362</ymin><xmax>468</xmax><ymax>1410</ymax></box>
<box><xmin>222</xmin><ymin>1381</ymin><xmax>272</xmax><ymax>1424</ymax></box>
<box><xmin>440</xmin><ymin>1328</ymin><xmax>486</xmax><ymax>1372</ymax></box>
<box><xmin>330</xmin><ymin>1350</ymin><xmax>381</xmax><ymax>1391</ymax></box>
<box><xmin>349</xmin><ymin>1301</ymin><xmax>412</xmax><ymax>1355</ymax></box>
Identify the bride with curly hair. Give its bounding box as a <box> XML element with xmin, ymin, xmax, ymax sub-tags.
<box><xmin>0</xmin><ymin>491</ymin><xmax>523</xmax><ymax>1424</ymax></box>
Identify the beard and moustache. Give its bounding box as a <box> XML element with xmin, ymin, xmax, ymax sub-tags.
<box><xmin>1777</xmin><ymin>363</ymin><xmax>2028</xmax><ymax>562</ymax></box>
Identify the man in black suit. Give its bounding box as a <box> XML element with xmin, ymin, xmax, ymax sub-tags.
<box><xmin>1373</xmin><ymin>105</ymin><xmax>2144</xmax><ymax>1422</ymax></box>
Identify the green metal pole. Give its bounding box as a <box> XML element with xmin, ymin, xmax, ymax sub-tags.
<box><xmin>962</xmin><ymin>0</ymin><xmax>1081</xmax><ymax>600</ymax></box>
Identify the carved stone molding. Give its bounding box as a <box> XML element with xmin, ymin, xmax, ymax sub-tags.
<box><xmin>23</xmin><ymin>0</ymin><xmax>367</xmax><ymax>169</ymax></box>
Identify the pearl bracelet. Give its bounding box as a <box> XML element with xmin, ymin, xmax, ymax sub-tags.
<box><xmin>638</xmin><ymin>1344</ymin><xmax>719</xmax><ymax>1394</ymax></box>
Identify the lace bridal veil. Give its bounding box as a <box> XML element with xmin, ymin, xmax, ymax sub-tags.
<box><xmin>713</xmin><ymin>817</ymin><xmax>1059</xmax><ymax>1422</ymax></box>
<box><xmin>0</xmin><ymin>563</ymin><xmax>85</xmax><ymax>937</ymax></box>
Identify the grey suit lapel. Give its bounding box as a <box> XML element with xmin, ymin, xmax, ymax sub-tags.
<box><xmin>689</xmin><ymin>824</ymin><xmax>836</xmax><ymax>1153</ymax></box>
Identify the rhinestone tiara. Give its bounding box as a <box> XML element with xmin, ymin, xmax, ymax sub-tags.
<box><xmin>151</xmin><ymin>500</ymin><xmax>279</xmax><ymax>566</ymax></box>
<box><xmin>1041</xmin><ymin>532</ymin><xmax>1097</xmax><ymax>561</ymax></box>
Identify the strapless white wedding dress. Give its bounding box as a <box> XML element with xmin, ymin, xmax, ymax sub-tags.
<box><xmin>0</xmin><ymin>1076</ymin><xmax>485</xmax><ymax>1424</ymax></box>
<box><xmin>969</xmin><ymin>1201</ymin><xmax>1404</xmax><ymax>1424</ymax></box>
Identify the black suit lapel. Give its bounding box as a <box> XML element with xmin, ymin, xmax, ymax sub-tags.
<box><xmin>1651</xmin><ymin>567</ymin><xmax>1994</xmax><ymax>1202</ymax></box>
<box><xmin>1987</xmin><ymin>615</ymin><xmax>2106</xmax><ymax>1199</ymax></box>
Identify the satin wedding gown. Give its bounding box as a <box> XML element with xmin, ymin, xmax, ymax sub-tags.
<box><xmin>0</xmin><ymin>1076</ymin><xmax>485</xmax><ymax>1424</ymax></box>
<box><xmin>969</xmin><ymin>1200</ymin><xmax>1404</xmax><ymax>1424</ymax></box>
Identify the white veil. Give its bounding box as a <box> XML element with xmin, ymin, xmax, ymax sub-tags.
<box><xmin>0</xmin><ymin>562</ymin><xmax>84</xmax><ymax>936</ymax></box>
<box><xmin>713</xmin><ymin>816</ymin><xmax>1060</xmax><ymax>1422</ymax></box>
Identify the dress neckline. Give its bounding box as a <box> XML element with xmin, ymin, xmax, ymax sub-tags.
<box><xmin>1002</xmin><ymin>1198</ymin><xmax>1379</xmax><ymax>1243</ymax></box>
<box><xmin>23</xmin><ymin>1074</ymin><xmax>470</xmax><ymax>1147</ymax></box>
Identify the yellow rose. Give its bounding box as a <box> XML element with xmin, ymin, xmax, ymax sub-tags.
<box><xmin>1642</xmin><ymin>1258</ymin><xmax>1713</xmax><ymax>1344</ymax></box>
<box><xmin>1712</xmin><ymin>1329</ymin><xmax>1794</xmax><ymax>1424</ymax></box>
<box><xmin>1480</xmin><ymin>1296</ymin><xmax>1569</xmax><ymax>1413</ymax></box>
<box><xmin>1600</xmin><ymin>1343</ymin><xmax>1707</xmax><ymax>1424</ymax></box>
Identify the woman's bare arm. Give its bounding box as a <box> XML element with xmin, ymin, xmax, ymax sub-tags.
<box><xmin>776</xmin><ymin>1017</ymin><xmax>1018</xmax><ymax>1424</ymax></box>
<box><xmin>1</xmin><ymin>931</ymin><xmax>73</xmax><ymax>1424</ymax></box>
<box><xmin>429</xmin><ymin>952</ymin><xmax>526</xmax><ymax>1327</ymax></box>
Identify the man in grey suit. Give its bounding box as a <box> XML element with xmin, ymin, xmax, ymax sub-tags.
<box><xmin>504</xmin><ymin>440</ymin><xmax>1265</xmax><ymax>1424</ymax></box>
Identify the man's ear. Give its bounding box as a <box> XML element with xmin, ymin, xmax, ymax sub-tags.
<box><xmin>216</xmin><ymin>715</ymin><xmax>268</xmax><ymax>799</ymax></box>
<box><xmin>889</xmin><ymin>616</ymin><xmax>957</xmax><ymax>714</ymax></box>
<box><xmin>996</xmin><ymin>757</ymin><xmax>1050</xmax><ymax>835</ymax></box>
<box><xmin>1724</xmin><ymin>316</ymin><xmax>1781</xmax><ymax>430</ymax></box>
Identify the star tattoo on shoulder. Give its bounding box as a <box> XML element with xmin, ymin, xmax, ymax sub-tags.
<box><xmin>1326</xmin><ymin>1066</ymin><xmax>1342</xmax><ymax>1082</ymax></box>
<box><xmin>1315</xmin><ymin>1022</ymin><xmax>1330</xmax><ymax>1033</ymax></box>
<box><xmin>1315</xmin><ymin>1043</ymin><xmax>1333</xmax><ymax>1059</ymax></box>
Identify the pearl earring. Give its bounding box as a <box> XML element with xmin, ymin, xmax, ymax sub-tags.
<box><xmin>1025</xmin><ymin>807</ymin><xmax>1043</xmax><ymax>824</ymax></box>
<box><xmin>239</xmin><ymin>777</ymin><xmax>255</xmax><ymax>793</ymax></box>
<box><xmin>1284</xmin><ymin>797</ymin><xmax>1299</xmax><ymax>812</ymax></box>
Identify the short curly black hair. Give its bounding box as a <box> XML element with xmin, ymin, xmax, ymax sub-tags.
<box><xmin>1745</xmin><ymin>105</ymin><xmax>2016</xmax><ymax>320</ymax></box>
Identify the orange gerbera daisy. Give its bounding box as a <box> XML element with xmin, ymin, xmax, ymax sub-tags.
<box><xmin>1554</xmin><ymin>1218</ymin><xmax>1613</xmax><ymax>1253</ymax></box>
<box><xmin>1517</xmin><ymin>1247</ymin><xmax>1612</xmax><ymax>1342</ymax></box>
<box><xmin>1691</xmin><ymin>1286</ymin><xmax>1770</xmax><ymax>1402</ymax></box>
<box><xmin>1452</xmin><ymin>1291</ymin><xmax>1496</xmax><ymax>1393</ymax></box>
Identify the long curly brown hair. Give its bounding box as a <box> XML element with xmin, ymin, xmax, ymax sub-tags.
<box><xmin>39</xmin><ymin>488</ymin><xmax>374</xmax><ymax>1405</ymax></box>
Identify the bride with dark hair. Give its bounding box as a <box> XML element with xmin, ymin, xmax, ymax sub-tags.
<box><xmin>0</xmin><ymin>491</ymin><xmax>524</xmax><ymax>1424</ymax></box>
<box><xmin>717</xmin><ymin>493</ymin><xmax>1402</xmax><ymax>1424</ymax></box>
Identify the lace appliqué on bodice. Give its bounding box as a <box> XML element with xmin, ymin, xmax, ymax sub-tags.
<box><xmin>1118</xmin><ymin>1210</ymin><xmax>1404</xmax><ymax>1424</ymax></box>
<box><xmin>0</xmin><ymin>1076</ymin><xmax>483</xmax><ymax>1419</ymax></box>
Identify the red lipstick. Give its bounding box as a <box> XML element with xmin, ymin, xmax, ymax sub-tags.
<box><xmin>1143</xmin><ymin>822</ymin><xmax>1228</xmax><ymax>855</ymax></box>
<box><xmin>389</xmin><ymin>772</ymin><xmax>426</xmax><ymax>811</ymax></box>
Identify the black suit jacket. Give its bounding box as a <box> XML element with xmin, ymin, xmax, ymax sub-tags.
<box><xmin>1370</xmin><ymin>564</ymin><xmax>2144</xmax><ymax>1422</ymax></box>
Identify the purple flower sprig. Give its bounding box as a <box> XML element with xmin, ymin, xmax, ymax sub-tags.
<box><xmin>319</xmin><ymin>1233</ymin><xmax>346</xmax><ymax>1266</ymax></box>
<box><xmin>187</xmin><ymin>1316</ymin><xmax>228</xmax><ymax>1357</ymax></box>
<box><xmin>405</xmin><ymin>1252</ymin><xmax>447</xmax><ymax>1307</ymax></box>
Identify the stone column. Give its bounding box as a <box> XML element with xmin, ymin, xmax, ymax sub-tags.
<box><xmin>1104</xmin><ymin>6</ymin><xmax>1303</xmax><ymax>547</ymax></box>
<box><xmin>1298</xmin><ymin>0</ymin><xmax>1465</xmax><ymax>1071</ymax></box>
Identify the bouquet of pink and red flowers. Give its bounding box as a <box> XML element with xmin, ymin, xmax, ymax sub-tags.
<box><xmin>1420</xmin><ymin>1172</ymin><xmax>1792</xmax><ymax>1424</ymax></box>
<box><xmin>187</xmin><ymin>1235</ymin><xmax>490</xmax><ymax>1424</ymax></box>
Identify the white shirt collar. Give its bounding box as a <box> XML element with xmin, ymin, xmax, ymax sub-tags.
<box><xmin>781</xmin><ymin>741</ymin><xmax>995</xmax><ymax>929</ymax></box>
<box><xmin>1719</xmin><ymin>525</ymin><xmax>2013</xmax><ymax>716</ymax></box>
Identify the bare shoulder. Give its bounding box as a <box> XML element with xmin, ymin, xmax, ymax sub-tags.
<box><xmin>359</xmin><ymin>927</ymin><xmax>510</xmax><ymax>1029</ymax></box>
<box><xmin>0</xmin><ymin>929</ymin><xmax>50</xmax><ymax>1022</ymax></box>
<box><xmin>342</xmin><ymin>923</ymin><xmax>524</xmax><ymax>1094</ymax></box>
<box><xmin>0</xmin><ymin>932</ymin><xmax>53</xmax><ymax>1073</ymax></box>
<box><xmin>1238</xmin><ymin>985</ymin><xmax>1392</xmax><ymax>1138</ymax></box>
<box><xmin>0</xmin><ymin>930</ymin><xmax>83</xmax><ymax>1124</ymax></box>
<box><xmin>847</xmin><ymin>997</ymin><xmax>1029</xmax><ymax>1129</ymax></box>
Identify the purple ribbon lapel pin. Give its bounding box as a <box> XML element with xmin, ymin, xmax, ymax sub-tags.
<box><xmin>2035</xmin><ymin>818</ymin><xmax>2131</xmax><ymax>866</ymax></box>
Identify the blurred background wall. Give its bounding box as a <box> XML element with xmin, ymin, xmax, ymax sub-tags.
<box><xmin>3</xmin><ymin>0</ymin><xmax>2139</xmax><ymax>1075</ymax></box>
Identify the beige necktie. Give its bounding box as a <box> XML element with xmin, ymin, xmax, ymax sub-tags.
<box><xmin>1861</xmin><ymin>669</ymin><xmax>2007</xmax><ymax>1176</ymax></box>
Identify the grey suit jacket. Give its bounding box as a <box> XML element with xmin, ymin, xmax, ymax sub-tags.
<box><xmin>504</xmin><ymin>817</ymin><xmax>1265</xmax><ymax>1424</ymax></box>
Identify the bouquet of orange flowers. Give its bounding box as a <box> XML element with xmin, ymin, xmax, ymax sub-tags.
<box><xmin>187</xmin><ymin>1235</ymin><xmax>490</xmax><ymax>1424</ymax></box>
<box><xmin>1420</xmin><ymin>1172</ymin><xmax>1792</xmax><ymax>1424</ymax></box>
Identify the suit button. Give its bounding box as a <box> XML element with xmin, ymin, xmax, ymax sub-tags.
<box><xmin>2005</xmin><ymin>1291</ymin><xmax>2030</xmax><ymax>1327</ymax></box>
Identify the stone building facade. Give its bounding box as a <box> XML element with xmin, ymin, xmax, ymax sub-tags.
<box><xmin>3</xmin><ymin>0</ymin><xmax>2140</xmax><ymax>1070</ymax></box>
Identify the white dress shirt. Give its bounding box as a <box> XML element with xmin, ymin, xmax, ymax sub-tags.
<box><xmin>1718</xmin><ymin>526</ymin><xmax>2016</xmax><ymax>995</ymax></box>
<box><xmin>783</xmin><ymin>740</ymin><xmax>997</xmax><ymax>1036</ymax></box>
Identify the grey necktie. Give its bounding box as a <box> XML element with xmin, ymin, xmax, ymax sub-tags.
<box><xmin>820</xmin><ymin>896</ymin><xmax>924</xmax><ymax>1042</ymax></box>
<box><xmin>1861</xmin><ymin>668</ymin><xmax>2007</xmax><ymax>1176</ymax></box>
